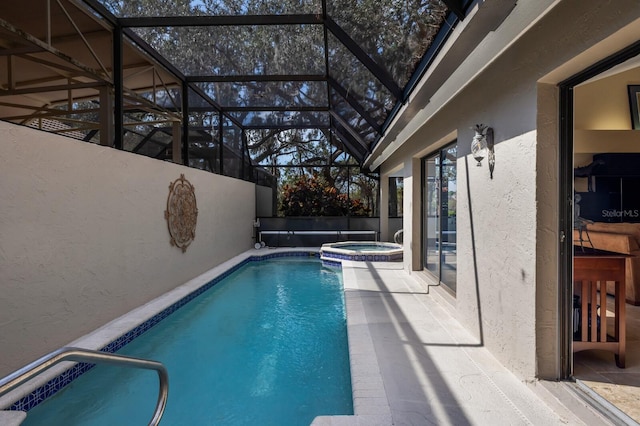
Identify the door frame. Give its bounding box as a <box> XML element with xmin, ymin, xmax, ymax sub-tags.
<box><xmin>557</xmin><ymin>40</ymin><xmax>640</xmax><ymax>379</ymax></box>
<box><xmin>420</xmin><ymin>141</ymin><xmax>457</xmax><ymax>292</ymax></box>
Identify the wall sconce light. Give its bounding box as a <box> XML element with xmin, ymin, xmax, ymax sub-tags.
<box><xmin>471</xmin><ymin>124</ymin><xmax>495</xmax><ymax>179</ymax></box>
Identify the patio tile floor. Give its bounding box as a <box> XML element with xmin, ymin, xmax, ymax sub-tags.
<box><xmin>316</xmin><ymin>260</ymin><xmax>616</xmax><ymax>425</ymax></box>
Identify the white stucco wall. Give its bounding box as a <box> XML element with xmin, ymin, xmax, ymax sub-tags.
<box><xmin>456</xmin><ymin>131</ymin><xmax>538</xmax><ymax>377</ymax></box>
<box><xmin>0</xmin><ymin>121</ymin><xmax>255</xmax><ymax>377</ymax></box>
<box><xmin>375</xmin><ymin>0</ymin><xmax>640</xmax><ymax>380</ymax></box>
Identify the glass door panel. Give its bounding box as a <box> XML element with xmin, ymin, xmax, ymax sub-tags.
<box><xmin>424</xmin><ymin>154</ymin><xmax>440</xmax><ymax>278</ymax></box>
<box><xmin>422</xmin><ymin>143</ymin><xmax>457</xmax><ymax>292</ymax></box>
<box><xmin>441</xmin><ymin>145</ymin><xmax>457</xmax><ymax>291</ymax></box>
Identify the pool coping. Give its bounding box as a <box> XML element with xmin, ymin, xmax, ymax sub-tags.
<box><xmin>311</xmin><ymin>260</ymin><xmax>394</xmax><ymax>425</ymax></box>
<box><xmin>0</xmin><ymin>248</ymin><xmax>392</xmax><ymax>424</ymax></box>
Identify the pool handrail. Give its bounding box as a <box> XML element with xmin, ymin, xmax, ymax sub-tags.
<box><xmin>0</xmin><ymin>347</ymin><xmax>169</xmax><ymax>426</ymax></box>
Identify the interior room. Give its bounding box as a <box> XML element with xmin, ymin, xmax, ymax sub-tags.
<box><xmin>572</xmin><ymin>55</ymin><xmax>640</xmax><ymax>423</ymax></box>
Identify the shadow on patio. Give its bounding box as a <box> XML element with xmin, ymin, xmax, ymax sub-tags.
<box><xmin>339</xmin><ymin>261</ymin><xmax>581</xmax><ymax>425</ymax></box>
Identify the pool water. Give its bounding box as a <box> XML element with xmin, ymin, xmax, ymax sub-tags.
<box><xmin>23</xmin><ymin>258</ymin><xmax>353</xmax><ymax>425</ymax></box>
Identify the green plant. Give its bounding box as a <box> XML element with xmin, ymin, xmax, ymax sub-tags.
<box><xmin>280</xmin><ymin>173</ymin><xmax>370</xmax><ymax>216</ymax></box>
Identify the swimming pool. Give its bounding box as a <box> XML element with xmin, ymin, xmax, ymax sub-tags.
<box><xmin>19</xmin><ymin>256</ymin><xmax>353</xmax><ymax>425</ymax></box>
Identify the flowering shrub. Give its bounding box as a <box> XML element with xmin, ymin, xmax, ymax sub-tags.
<box><xmin>280</xmin><ymin>173</ymin><xmax>370</xmax><ymax>216</ymax></box>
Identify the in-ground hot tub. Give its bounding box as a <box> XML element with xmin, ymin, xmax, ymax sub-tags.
<box><xmin>320</xmin><ymin>241</ymin><xmax>403</xmax><ymax>266</ymax></box>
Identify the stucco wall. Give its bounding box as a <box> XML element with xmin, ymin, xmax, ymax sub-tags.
<box><xmin>536</xmin><ymin>82</ymin><xmax>561</xmax><ymax>379</ymax></box>
<box><xmin>0</xmin><ymin>121</ymin><xmax>255</xmax><ymax>377</ymax></box>
<box><xmin>376</xmin><ymin>0</ymin><xmax>640</xmax><ymax>380</ymax></box>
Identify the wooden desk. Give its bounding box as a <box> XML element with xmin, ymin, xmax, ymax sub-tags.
<box><xmin>573</xmin><ymin>249</ymin><xmax>626</xmax><ymax>368</ymax></box>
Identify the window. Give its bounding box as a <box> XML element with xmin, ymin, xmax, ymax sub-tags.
<box><xmin>389</xmin><ymin>177</ymin><xmax>404</xmax><ymax>217</ymax></box>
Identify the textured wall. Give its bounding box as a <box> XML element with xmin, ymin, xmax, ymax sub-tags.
<box><xmin>456</xmin><ymin>131</ymin><xmax>538</xmax><ymax>378</ymax></box>
<box><xmin>376</xmin><ymin>0</ymin><xmax>640</xmax><ymax>380</ymax></box>
<box><xmin>536</xmin><ymin>83</ymin><xmax>560</xmax><ymax>379</ymax></box>
<box><xmin>0</xmin><ymin>121</ymin><xmax>255</xmax><ymax>377</ymax></box>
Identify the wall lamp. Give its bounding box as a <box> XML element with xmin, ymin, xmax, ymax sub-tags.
<box><xmin>471</xmin><ymin>124</ymin><xmax>495</xmax><ymax>179</ymax></box>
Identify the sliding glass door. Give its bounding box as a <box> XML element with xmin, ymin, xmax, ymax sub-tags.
<box><xmin>422</xmin><ymin>143</ymin><xmax>457</xmax><ymax>292</ymax></box>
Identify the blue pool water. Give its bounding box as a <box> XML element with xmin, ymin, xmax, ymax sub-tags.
<box><xmin>23</xmin><ymin>258</ymin><xmax>353</xmax><ymax>425</ymax></box>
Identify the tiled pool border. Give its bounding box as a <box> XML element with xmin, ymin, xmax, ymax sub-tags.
<box><xmin>321</xmin><ymin>252</ymin><xmax>403</xmax><ymax>263</ymax></box>
<box><xmin>320</xmin><ymin>242</ymin><xmax>403</xmax><ymax>266</ymax></box>
<box><xmin>5</xmin><ymin>250</ymin><xmax>321</xmax><ymax>413</ymax></box>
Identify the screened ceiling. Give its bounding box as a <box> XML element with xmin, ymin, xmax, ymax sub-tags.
<box><xmin>0</xmin><ymin>0</ymin><xmax>470</xmax><ymax>167</ymax></box>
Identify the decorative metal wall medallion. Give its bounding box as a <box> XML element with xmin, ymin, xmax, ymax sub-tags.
<box><xmin>165</xmin><ymin>174</ymin><xmax>198</xmax><ymax>252</ymax></box>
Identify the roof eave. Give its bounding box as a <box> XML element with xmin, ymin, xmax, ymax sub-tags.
<box><xmin>363</xmin><ymin>0</ymin><xmax>517</xmax><ymax>171</ymax></box>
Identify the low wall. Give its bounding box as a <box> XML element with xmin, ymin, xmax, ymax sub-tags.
<box><xmin>257</xmin><ymin>216</ymin><xmax>380</xmax><ymax>246</ymax></box>
<box><xmin>0</xmin><ymin>121</ymin><xmax>255</xmax><ymax>377</ymax></box>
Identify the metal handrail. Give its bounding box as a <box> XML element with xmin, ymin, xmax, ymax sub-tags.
<box><xmin>0</xmin><ymin>347</ymin><xmax>168</xmax><ymax>426</ymax></box>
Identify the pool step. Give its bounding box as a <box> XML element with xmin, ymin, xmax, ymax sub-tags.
<box><xmin>0</xmin><ymin>410</ymin><xmax>26</xmax><ymax>426</ymax></box>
